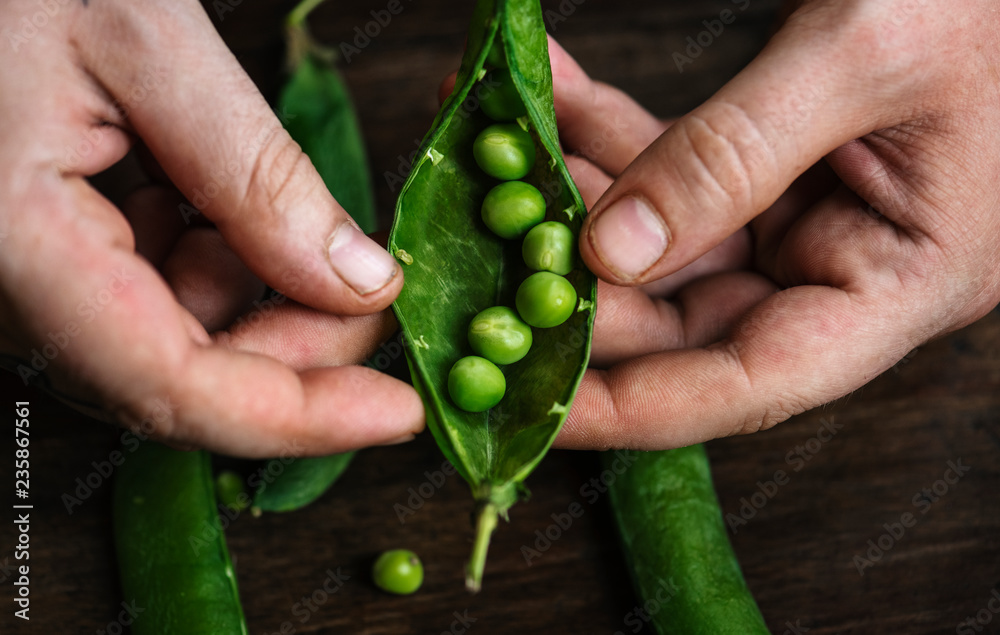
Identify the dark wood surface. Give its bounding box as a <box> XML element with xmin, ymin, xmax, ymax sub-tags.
<box><xmin>3</xmin><ymin>1</ymin><xmax>1000</xmax><ymax>633</ymax></box>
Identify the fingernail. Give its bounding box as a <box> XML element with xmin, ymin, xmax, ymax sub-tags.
<box><xmin>378</xmin><ymin>432</ymin><xmax>415</xmax><ymax>446</ymax></box>
<box><xmin>327</xmin><ymin>223</ymin><xmax>399</xmax><ymax>295</ymax></box>
<box><xmin>590</xmin><ymin>196</ymin><xmax>668</xmax><ymax>280</ymax></box>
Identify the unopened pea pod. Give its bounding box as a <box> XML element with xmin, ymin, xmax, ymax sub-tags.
<box><xmin>604</xmin><ymin>445</ymin><xmax>770</xmax><ymax>635</ymax></box>
<box><xmin>252</xmin><ymin>452</ymin><xmax>354</xmax><ymax>514</ymax></box>
<box><xmin>113</xmin><ymin>441</ymin><xmax>248</xmax><ymax>635</ymax></box>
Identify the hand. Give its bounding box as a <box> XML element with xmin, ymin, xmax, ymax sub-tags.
<box><xmin>548</xmin><ymin>2</ymin><xmax>1000</xmax><ymax>450</ymax></box>
<box><xmin>0</xmin><ymin>0</ymin><xmax>424</xmax><ymax>456</ymax></box>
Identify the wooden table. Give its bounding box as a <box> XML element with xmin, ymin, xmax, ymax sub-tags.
<box><xmin>2</xmin><ymin>1</ymin><xmax>999</xmax><ymax>633</ymax></box>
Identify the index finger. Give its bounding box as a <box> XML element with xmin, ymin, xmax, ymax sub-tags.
<box><xmin>5</xmin><ymin>179</ymin><xmax>423</xmax><ymax>457</ymax></box>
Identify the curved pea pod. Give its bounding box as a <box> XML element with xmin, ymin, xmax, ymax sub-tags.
<box><xmin>604</xmin><ymin>445</ymin><xmax>770</xmax><ymax>634</ymax></box>
<box><xmin>387</xmin><ymin>0</ymin><xmax>596</xmax><ymax>592</ymax></box>
<box><xmin>113</xmin><ymin>441</ymin><xmax>248</xmax><ymax>635</ymax></box>
<box><xmin>251</xmin><ymin>451</ymin><xmax>354</xmax><ymax>514</ymax></box>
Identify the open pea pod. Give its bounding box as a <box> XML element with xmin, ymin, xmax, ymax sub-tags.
<box><xmin>388</xmin><ymin>0</ymin><xmax>596</xmax><ymax>591</ymax></box>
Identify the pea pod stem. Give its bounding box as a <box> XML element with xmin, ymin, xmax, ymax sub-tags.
<box><xmin>287</xmin><ymin>0</ymin><xmax>326</xmax><ymax>28</ymax></box>
<box><xmin>466</xmin><ymin>502</ymin><xmax>499</xmax><ymax>593</ymax></box>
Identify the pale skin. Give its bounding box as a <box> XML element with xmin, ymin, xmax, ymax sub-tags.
<box><xmin>1</xmin><ymin>0</ymin><xmax>998</xmax><ymax>455</ymax></box>
<box><xmin>0</xmin><ymin>0</ymin><xmax>424</xmax><ymax>456</ymax></box>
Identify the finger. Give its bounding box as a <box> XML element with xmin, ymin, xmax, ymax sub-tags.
<box><xmin>750</xmin><ymin>160</ymin><xmax>839</xmax><ymax>275</ymax></box>
<box><xmin>120</xmin><ymin>185</ymin><xmax>188</xmax><ymax>266</ymax></box>
<box><xmin>548</xmin><ymin>37</ymin><xmax>668</xmax><ymax>176</ymax></box>
<box><xmin>161</xmin><ymin>228</ymin><xmax>265</xmax><ymax>333</ymax></box>
<box><xmin>442</xmin><ymin>38</ymin><xmax>667</xmax><ymax>177</ymax></box>
<box><xmin>558</xmin><ymin>283</ymin><xmax>913</xmax><ymax>450</ymax></box>
<box><xmin>564</xmin><ymin>154</ymin><xmax>612</xmax><ymax>209</ymax></box>
<box><xmin>565</xmin><ymin>154</ymin><xmax>752</xmax><ymax>299</ymax></box>
<box><xmin>591</xmin><ymin>272</ymin><xmax>776</xmax><ymax>368</ymax></box>
<box><xmin>578</xmin><ymin>7</ymin><xmax>902</xmax><ymax>285</ymax></box>
<box><xmin>558</xmin><ymin>183</ymin><xmax>936</xmax><ymax>450</ymax></box>
<box><xmin>439</xmin><ymin>72</ymin><xmax>458</xmax><ymax>105</ymax></box>
<box><xmin>638</xmin><ymin>230</ymin><xmax>752</xmax><ymax>298</ymax></box>
<box><xmin>75</xmin><ymin>0</ymin><xmax>402</xmax><ymax>315</ymax></box>
<box><xmin>3</xmin><ymin>177</ymin><xmax>422</xmax><ymax>456</ymax></box>
<box><xmin>215</xmin><ymin>302</ymin><xmax>399</xmax><ymax>371</ymax></box>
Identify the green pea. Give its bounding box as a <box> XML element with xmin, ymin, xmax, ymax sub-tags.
<box><xmin>515</xmin><ymin>272</ymin><xmax>578</xmax><ymax>328</ymax></box>
<box><xmin>448</xmin><ymin>356</ymin><xmax>506</xmax><ymax>412</ymax></box>
<box><xmin>468</xmin><ymin>306</ymin><xmax>533</xmax><ymax>365</ymax></box>
<box><xmin>214</xmin><ymin>470</ymin><xmax>250</xmax><ymax>513</ymax></box>
<box><xmin>485</xmin><ymin>33</ymin><xmax>507</xmax><ymax>69</ymax></box>
<box><xmin>373</xmin><ymin>549</ymin><xmax>424</xmax><ymax>595</ymax></box>
<box><xmin>522</xmin><ymin>221</ymin><xmax>575</xmax><ymax>275</ymax></box>
<box><xmin>481</xmin><ymin>181</ymin><xmax>546</xmax><ymax>239</ymax></box>
<box><xmin>480</xmin><ymin>69</ymin><xmax>527</xmax><ymax>121</ymax></box>
<box><xmin>473</xmin><ymin>123</ymin><xmax>536</xmax><ymax>181</ymax></box>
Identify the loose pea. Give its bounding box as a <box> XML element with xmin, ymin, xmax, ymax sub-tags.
<box><xmin>214</xmin><ymin>470</ymin><xmax>249</xmax><ymax>513</ymax></box>
<box><xmin>448</xmin><ymin>356</ymin><xmax>506</xmax><ymax>412</ymax></box>
<box><xmin>522</xmin><ymin>221</ymin><xmax>575</xmax><ymax>275</ymax></box>
<box><xmin>468</xmin><ymin>306</ymin><xmax>533</xmax><ymax>365</ymax></box>
<box><xmin>480</xmin><ymin>69</ymin><xmax>527</xmax><ymax>121</ymax></box>
<box><xmin>481</xmin><ymin>181</ymin><xmax>546</xmax><ymax>239</ymax></box>
<box><xmin>473</xmin><ymin>123</ymin><xmax>535</xmax><ymax>181</ymax></box>
<box><xmin>515</xmin><ymin>272</ymin><xmax>577</xmax><ymax>328</ymax></box>
<box><xmin>373</xmin><ymin>549</ymin><xmax>424</xmax><ymax>595</ymax></box>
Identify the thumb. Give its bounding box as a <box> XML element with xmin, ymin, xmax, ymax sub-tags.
<box><xmin>579</xmin><ymin>8</ymin><xmax>891</xmax><ymax>284</ymax></box>
<box><xmin>77</xmin><ymin>0</ymin><xmax>401</xmax><ymax>314</ymax></box>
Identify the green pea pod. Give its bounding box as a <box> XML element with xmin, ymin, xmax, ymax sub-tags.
<box><xmin>604</xmin><ymin>445</ymin><xmax>770</xmax><ymax>634</ymax></box>
<box><xmin>280</xmin><ymin>41</ymin><xmax>377</xmax><ymax>233</ymax></box>
<box><xmin>388</xmin><ymin>0</ymin><xmax>596</xmax><ymax>591</ymax></box>
<box><xmin>251</xmin><ymin>451</ymin><xmax>354</xmax><ymax>514</ymax></box>
<box><xmin>113</xmin><ymin>441</ymin><xmax>248</xmax><ymax>635</ymax></box>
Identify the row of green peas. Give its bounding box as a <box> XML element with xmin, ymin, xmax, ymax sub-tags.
<box><xmin>447</xmin><ymin>64</ymin><xmax>579</xmax><ymax>413</ymax></box>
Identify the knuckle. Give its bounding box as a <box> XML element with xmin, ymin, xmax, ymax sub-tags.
<box><xmin>675</xmin><ymin>103</ymin><xmax>770</xmax><ymax>216</ymax></box>
<box><xmin>240</xmin><ymin>130</ymin><xmax>319</xmax><ymax>222</ymax></box>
